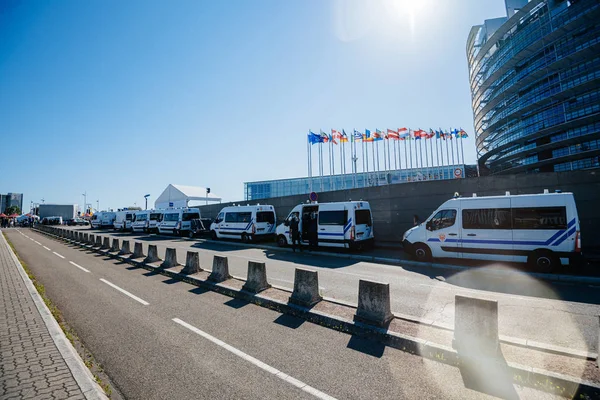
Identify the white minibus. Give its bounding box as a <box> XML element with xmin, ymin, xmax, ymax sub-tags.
<box><xmin>131</xmin><ymin>210</ymin><xmax>163</xmax><ymax>233</ymax></box>
<box><xmin>157</xmin><ymin>208</ymin><xmax>200</xmax><ymax>236</ymax></box>
<box><xmin>90</xmin><ymin>212</ymin><xmax>116</xmax><ymax>229</ymax></box>
<box><xmin>114</xmin><ymin>210</ymin><xmax>135</xmax><ymax>231</ymax></box>
<box><xmin>275</xmin><ymin>201</ymin><xmax>374</xmax><ymax>250</ymax></box>
<box><xmin>210</xmin><ymin>205</ymin><xmax>276</xmax><ymax>242</ymax></box>
<box><xmin>402</xmin><ymin>191</ymin><xmax>581</xmax><ymax>272</ymax></box>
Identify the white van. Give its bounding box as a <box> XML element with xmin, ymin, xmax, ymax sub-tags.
<box><xmin>114</xmin><ymin>210</ymin><xmax>135</xmax><ymax>231</ymax></box>
<box><xmin>157</xmin><ymin>208</ymin><xmax>200</xmax><ymax>236</ymax></box>
<box><xmin>210</xmin><ymin>205</ymin><xmax>276</xmax><ymax>242</ymax></box>
<box><xmin>275</xmin><ymin>201</ymin><xmax>374</xmax><ymax>250</ymax></box>
<box><xmin>90</xmin><ymin>212</ymin><xmax>116</xmax><ymax>229</ymax></box>
<box><xmin>402</xmin><ymin>191</ymin><xmax>581</xmax><ymax>272</ymax></box>
<box><xmin>131</xmin><ymin>210</ymin><xmax>163</xmax><ymax>233</ymax></box>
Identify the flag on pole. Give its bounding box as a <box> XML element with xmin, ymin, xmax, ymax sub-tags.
<box><xmin>387</xmin><ymin>129</ymin><xmax>400</xmax><ymax>139</ymax></box>
<box><xmin>353</xmin><ymin>130</ymin><xmax>363</xmax><ymax>141</ymax></box>
<box><xmin>364</xmin><ymin>129</ymin><xmax>374</xmax><ymax>142</ymax></box>
<box><xmin>399</xmin><ymin>128</ymin><xmax>409</xmax><ymax>140</ymax></box>
<box><xmin>340</xmin><ymin>130</ymin><xmax>349</xmax><ymax>142</ymax></box>
<box><xmin>458</xmin><ymin>129</ymin><xmax>469</xmax><ymax>138</ymax></box>
<box><xmin>374</xmin><ymin>129</ymin><xmax>384</xmax><ymax>141</ymax></box>
<box><xmin>308</xmin><ymin>131</ymin><xmax>322</xmax><ymax>144</ymax></box>
<box><xmin>320</xmin><ymin>130</ymin><xmax>329</xmax><ymax>143</ymax></box>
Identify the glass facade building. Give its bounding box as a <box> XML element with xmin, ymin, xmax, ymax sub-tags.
<box><xmin>244</xmin><ymin>165</ymin><xmax>476</xmax><ymax>200</ymax></box>
<box><xmin>0</xmin><ymin>193</ymin><xmax>23</xmax><ymax>213</ymax></box>
<box><xmin>467</xmin><ymin>0</ymin><xmax>600</xmax><ymax>175</ymax></box>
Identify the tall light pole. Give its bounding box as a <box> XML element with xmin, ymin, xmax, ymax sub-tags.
<box><xmin>82</xmin><ymin>192</ymin><xmax>87</xmax><ymax>215</ymax></box>
<box><xmin>96</xmin><ymin>200</ymin><xmax>99</xmax><ymax>212</ymax></box>
<box><xmin>144</xmin><ymin>194</ymin><xmax>150</xmax><ymax>210</ymax></box>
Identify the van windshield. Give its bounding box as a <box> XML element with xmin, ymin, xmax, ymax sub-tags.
<box><xmin>355</xmin><ymin>210</ymin><xmax>372</xmax><ymax>226</ymax></box>
<box><xmin>150</xmin><ymin>213</ymin><xmax>161</xmax><ymax>220</ymax></box>
<box><xmin>256</xmin><ymin>211</ymin><xmax>275</xmax><ymax>224</ymax></box>
<box><xmin>136</xmin><ymin>214</ymin><xmax>147</xmax><ymax>221</ymax></box>
<box><xmin>164</xmin><ymin>213</ymin><xmax>179</xmax><ymax>222</ymax></box>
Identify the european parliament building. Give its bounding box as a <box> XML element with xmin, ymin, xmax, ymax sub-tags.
<box><xmin>467</xmin><ymin>0</ymin><xmax>600</xmax><ymax>175</ymax></box>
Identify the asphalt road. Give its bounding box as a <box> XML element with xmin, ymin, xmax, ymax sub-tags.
<box><xmin>65</xmin><ymin>226</ymin><xmax>600</xmax><ymax>354</ymax></box>
<box><xmin>5</xmin><ymin>228</ymin><xmax>561</xmax><ymax>400</ymax></box>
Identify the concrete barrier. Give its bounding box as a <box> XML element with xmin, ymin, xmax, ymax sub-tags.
<box><xmin>354</xmin><ymin>280</ymin><xmax>394</xmax><ymax>327</ymax></box>
<box><xmin>144</xmin><ymin>244</ymin><xmax>160</xmax><ymax>264</ymax></box>
<box><xmin>182</xmin><ymin>251</ymin><xmax>202</xmax><ymax>274</ymax></box>
<box><xmin>161</xmin><ymin>248</ymin><xmax>179</xmax><ymax>268</ymax></box>
<box><xmin>95</xmin><ymin>236</ymin><xmax>102</xmax><ymax>247</ymax></box>
<box><xmin>119</xmin><ymin>240</ymin><xmax>131</xmax><ymax>255</ymax></box>
<box><xmin>84</xmin><ymin>233</ymin><xmax>89</xmax><ymax>243</ymax></box>
<box><xmin>289</xmin><ymin>268</ymin><xmax>322</xmax><ymax>307</ymax></box>
<box><xmin>242</xmin><ymin>261</ymin><xmax>271</xmax><ymax>294</ymax></box>
<box><xmin>102</xmin><ymin>237</ymin><xmax>110</xmax><ymax>250</ymax></box>
<box><xmin>453</xmin><ymin>295</ymin><xmax>499</xmax><ymax>356</ymax></box>
<box><xmin>208</xmin><ymin>255</ymin><xmax>230</xmax><ymax>282</ymax></box>
<box><xmin>88</xmin><ymin>234</ymin><xmax>94</xmax><ymax>245</ymax></box>
<box><xmin>111</xmin><ymin>238</ymin><xmax>120</xmax><ymax>252</ymax></box>
<box><xmin>132</xmin><ymin>242</ymin><xmax>144</xmax><ymax>259</ymax></box>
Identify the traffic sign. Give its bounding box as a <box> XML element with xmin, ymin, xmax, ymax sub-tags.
<box><xmin>454</xmin><ymin>168</ymin><xmax>462</xmax><ymax>178</ymax></box>
<box><xmin>309</xmin><ymin>192</ymin><xmax>318</xmax><ymax>202</ymax></box>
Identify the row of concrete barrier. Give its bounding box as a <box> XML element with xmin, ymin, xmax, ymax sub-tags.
<box><xmin>37</xmin><ymin>225</ymin><xmax>508</xmax><ymax>355</ymax></box>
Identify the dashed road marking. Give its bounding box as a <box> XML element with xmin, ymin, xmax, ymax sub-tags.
<box><xmin>53</xmin><ymin>252</ymin><xmax>65</xmax><ymax>259</ymax></box>
<box><xmin>100</xmin><ymin>279</ymin><xmax>149</xmax><ymax>305</ymax></box>
<box><xmin>34</xmin><ymin>241</ymin><xmax>41</xmax><ymax>245</ymax></box>
<box><xmin>69</xmin><ymin>261</ymin><xmax>90</xmax><ymax>273</ymax></box>
<box><xmin>172</xmin><ymin>318</ymin><xmax>337</xmax><ymax>400</ymax></box>
<box><xmin>43</xmin><ymin>246</ymin><xmax>51</xmax><ymax>251</ymax></box>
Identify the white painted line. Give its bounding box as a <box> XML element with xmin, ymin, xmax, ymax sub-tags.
<box><xmin>69</xmin><ymin>261</ymin><xmax>90</xmax><ymax>273</ymax></box>
<box><xmin>172</xmin><ymin>318</ymin><xmax>336</xmax><ymax>400</ymax></box>
<box><xmin>43</xmin><ymin>246</ymin><xmax>51</xmax><ymax>251</ymax></box>
<box><xmin>52</xmin><ymin>252</ymin><xmax>65</xmax><ymax>259</ymax></box>
<box><xmin>29</xmin><ymin>237</ymin><xmax>34</xmax><ymax>241</ymax></box>
<box><xmin>100</xmin><ymin>279</ymin><xmax>149</xmax><ymax>306</ymax></box>
<box><xmin>34</xmin><ymin>241</ymin><xmax>41</xmax><ymax>245</ymax></box>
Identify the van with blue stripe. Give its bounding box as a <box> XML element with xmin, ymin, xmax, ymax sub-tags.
<box><xmin>157</xmin><ymin>207</ymin><xmax>200</xmax><ymax>236</ymax></box>
<box><xmin>276</xmin><ymin>201</ymin><xmax>374</xmax><ymax>250</ymax></box>
<box><xmin>402</xmin><ymin>191</ymin><xmax>581</xmax><ymax>272</ymax></box>
<box><xmin>210</xmin><ymin>205</ymin><xmax>276</xmax><ymax>242</ymax></box>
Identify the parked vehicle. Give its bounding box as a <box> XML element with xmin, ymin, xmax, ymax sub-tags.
<box><xmin>66</xmin><ymin>218</ymin><xmax>88</xmax><ymax>226</ymax></box>
<box><xmin>113</xmin><ymin>210</ymin><xmax>135</xmax><ymax>231</ymax></box>
<box><xmin>157</xmin><ymin>208</ymin><xmax>200</xmax><ymax>236</ymax></box>
<box><xmin>90</xmin><ymin>212</ymin><xmax>116</xmax><ymax>229</ymax></box>
<box><xmin>41</xmin><ymin>216</ymin><xmax>63</xmax><ymax>225</ymax></box>
<box><xmin>210</xmin><ymin>205</ymin><xmax>276</xmax><ymax>242</ymax></box>
<box><xmin>275</xmin><ymin>201</ymin><xmax>374</xmax><ymax>250</ymax></box>
<box><xmin>402</xmin><ymin>191</ymin><xmax>581</xmax><ymax>272</ymax></box>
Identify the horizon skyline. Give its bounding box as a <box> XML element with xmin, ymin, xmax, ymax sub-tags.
<box><xmin>1</xmin><ymin>0</ymin><xmax>509</xmax><ymax>212</ymax></box>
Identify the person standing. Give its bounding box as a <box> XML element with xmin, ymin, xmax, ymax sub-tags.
<box><xmin>289</xmin><ymin>215</ymin><xmax>301</xmax><ymax>252</ymax></box>
<box><xmin>308</xmin><ymin>213</ymin><xmax>318</xmax><ymax>251</ymax></box>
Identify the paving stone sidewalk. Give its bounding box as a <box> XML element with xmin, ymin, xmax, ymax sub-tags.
<box><xmin>0</xmin><ymin>231</ymin><xmax>102</xmax><ymax>399</ymax></box>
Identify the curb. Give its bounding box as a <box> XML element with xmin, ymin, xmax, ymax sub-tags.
<box><xmin>2</xmin><ymin>231</ymin><xmax>108</xmax><ymax>400</ymax></box>
<box><xmin>187</xmin><ymin>237</ymin><xmax>600</xmax><ymax>285</ymax></box>
<box><xmin>35</xmin><ymin>228</ymin><xmax>600</xmax><ymax>398</ymax></box>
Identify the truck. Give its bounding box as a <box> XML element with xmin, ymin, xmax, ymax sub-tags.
<box><xmin>38</xmin><ymin>204</ymin><xmax>77</xmax><ymax>223</ymax></box>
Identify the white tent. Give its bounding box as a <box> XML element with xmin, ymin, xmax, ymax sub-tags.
<box><xmin>155</xmin><ymin>184</ymin><xmax>222</xmax><ymax>209</ymax></box>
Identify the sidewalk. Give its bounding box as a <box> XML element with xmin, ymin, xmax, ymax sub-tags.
<box><xmin>0</xmin><ymin>231</ymin><xmax>107</xmax><ymax>399</ymax></box>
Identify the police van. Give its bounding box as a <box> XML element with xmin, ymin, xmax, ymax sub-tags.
<box><xmin>402</xmin><ymin>191</ymin><xmax>581</xmax><ymax>272</ymax></box>
<box><xmin>131</xmin><ymin>210</ymin><xmax>163</xmax><ymax>233</ymax></box>
<box><xmin>210</xmin><ymin>205</ymin><xmax>276</xmax><ymax>242</ymax></box>
<box><xmin>90</xmin><ymin>212</ymin><xmax>116</xmax><ymax>229</ymax></box>
<box><xmin>275</xmin><ymin>201</ymin><xmax>374</xmax><ymax>250</ymax></box>
<box><xmin>113</xmin><ymin>210</ymin><xmax>135</xmax><ymax>231</ymax></box>
<box><xmin>157</xmin><ymin>208</ymin><xmax>200</xmax><ymax>236</ymax></box>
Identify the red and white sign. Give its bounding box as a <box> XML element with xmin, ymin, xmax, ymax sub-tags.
<box><xmin>454</xmin><ymin>168</ymin><xmax>462</xmax><ymax>178</ymax></box>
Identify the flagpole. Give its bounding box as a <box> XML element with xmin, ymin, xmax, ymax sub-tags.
<box><xmin>409</xmin><ymin>130</ymin><xmax>413</xmax><ymax>171</ymax></box>
<box><xmin>435</xmin><ymin>134</ymin><xmax>440</xmax><ymax>179</ymax></box>
<box><xmin>319</xmin><ymin>142</ymin><xmax>323</xmax><ymax>191</ymax></box>
<box><xmin>393</xmin><ymin>139</ymin><xmax>398</xmax><ymax>170</ymax></box>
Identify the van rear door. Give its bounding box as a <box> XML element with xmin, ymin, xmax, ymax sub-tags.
<box><xmin>460</xmin><ymin>198</ymin><xmax>513</xmax><ymax>262</ymax></box>
<box><xmin>317</xmin><ymin>204</ymin><xmax>348</xmax><ymax>248</ymax></box>
<box><xmin>353</xmin><ymin>205</ymin><xmax>373</xmax><ymax>241</ymax></box>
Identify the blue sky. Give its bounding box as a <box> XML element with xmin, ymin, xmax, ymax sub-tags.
<box><xmin>0</xmin><ymin>0</ymin><xmax>507</xmax><ymax>212</ymax></box>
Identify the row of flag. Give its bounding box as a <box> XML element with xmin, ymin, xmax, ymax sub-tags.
<box><xmin>308</xmin><ymin>128</ymin><xmax>468</xmax><ymax>145</ymax></box>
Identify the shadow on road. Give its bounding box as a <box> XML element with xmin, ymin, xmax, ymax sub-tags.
<box><xmin>346</xmin><ymin>336</ymin><xmax>385</xmax><ymax>358</ymax></box>
<box><xmin>273</xmin><ymin>314</ymin><xmax>305</xmax><ymax>329</ymax></box>
<box><xmin>457</xmin><ymin>348</ymin><xmax>519</xmax><ymax>400</ymax></box>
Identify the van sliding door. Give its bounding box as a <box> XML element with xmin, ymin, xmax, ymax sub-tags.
<box><xmin>461</xmin><ymin>199</ymin><xmax>513</xmax><ymax>262</ymax></box>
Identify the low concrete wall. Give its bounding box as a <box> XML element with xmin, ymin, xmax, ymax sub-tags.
<box><xmin>199</xmin><ymin>170</ymin><xmax>600</xmax><ymax>248</ymax></box>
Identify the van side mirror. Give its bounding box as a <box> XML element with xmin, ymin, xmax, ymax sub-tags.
<box><xmin>284</xmin><ymin>221</ymin><xmax>289</xmax><ymax>227</ymax></box>
<box><xmin>426</xmin><ymin>221</ymin><xmax>432</xmax><ymax>231</ymax></box>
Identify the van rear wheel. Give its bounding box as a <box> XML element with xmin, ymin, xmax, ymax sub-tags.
<box><xmin>528</xmin><ymin>250</ymin><xmax>559</xmax><ymax>273</ymax></box>
<box><xmin>413</xmin><ymin>243</ymin><xmax>432</xmax><ymax>262</ymax></box>
<box><xmin>210</xmin><ymin>230</ymin><xmax>217</xmax><ymax>240</ymax></box>
<box><xmin>241</xmin><ymin>233</ymin><xmax>250</xmax><ymax>243</ymax></box>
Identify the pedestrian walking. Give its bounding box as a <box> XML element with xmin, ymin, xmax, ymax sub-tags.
<box><xmin>289</xmin><ymin>215</ymin><xmax>302</xmax><ymax>252</ymax></box>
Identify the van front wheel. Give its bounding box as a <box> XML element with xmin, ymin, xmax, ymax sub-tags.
<box><xmin>413</xmin><ymin>244</ymin><xmax>432</xmax><ymax>262</ymax></box>
<box><xmin>528</xmin><ymin>250</ymin><xmax>559</xmax><ymax>273</ymax></box>
<box><xmin>277</xmin><ymin>235</ymin><xmax>287</xmax><ymax>247</ymax></box>
<box><xmin>210</xmin><ymin>230</ymin><xmax>217</xmax><ymax>240</ymax></box>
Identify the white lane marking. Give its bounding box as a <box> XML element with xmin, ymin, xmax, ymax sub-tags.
<box><xmin>34</xmin><ymin>241</ymin><xmax>41</xmax><ymax>245</ymax></box>
<box><xmin>43</xmin><ymin>246</ymin><xmax>51</xmax><ymax>251</ymax></box>
<box><xmin>53</xmin><ymin>252</ymin><xmax>65</xmax><ymax>259</ymax></box>
<box><xmin>100</xmin><ymin>279</ymin><xmax>149</xmax><ymax>306</ymax></box>
<box><xmin>69</xmin><ymin>261</ymin><xmax>90</xmax><ymax>273</ymax></box>
<box><xmin>29</xmin><ymin>238</ymin><xmax>34</xmax><ymax>241</ymax></box>
<box><xmin>172</xmin><ymin>318</ymin><xmax>337</xmax><ymax>400</ymax></box>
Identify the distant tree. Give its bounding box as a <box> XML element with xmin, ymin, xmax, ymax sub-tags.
<box><xmin>127</xmin><ymin>206</ymin><xmax>142</xmax><ymax>211</ymax></box>
<box><xmin>5</xmin><ymin>205</ymin><xmax>21</xmax><ymax>215</ymax></box>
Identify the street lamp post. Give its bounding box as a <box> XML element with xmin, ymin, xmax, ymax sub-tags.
<box><xmin>144</xmin><ymin>194</ymin><xmax>150</xmax><ymax>210</ymax></box>
<box><xmin>82</xmin><ymin>192</ymin><xmax>87</xmax><ymax>215</ymax></box>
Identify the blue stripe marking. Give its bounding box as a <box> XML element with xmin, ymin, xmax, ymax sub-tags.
<box><xmin>343</xmin><ymin>219</ymin><xmax>352</xmax><ymax>234</ymax></box>
<box><xmin>319</xmin><ymin>232</ymin><xmax>345</xmax><ymax>236</ymax></box>
<box><xmin>552</xmin><ymin>226</ymin><xmax>576</xmax><ymax>247</ymax></box>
